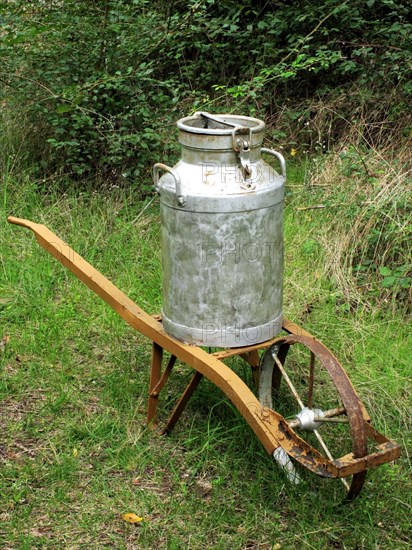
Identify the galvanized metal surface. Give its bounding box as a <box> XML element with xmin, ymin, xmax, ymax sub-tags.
<box><xmin>8</xmin><ymin>216</ymin><xmax>401</xmax><ymax>501</ymax></box>
<box><xmin>155</xmin><ymin>112</ymin><xmax>285</xmax><ymax>347</ymax></box>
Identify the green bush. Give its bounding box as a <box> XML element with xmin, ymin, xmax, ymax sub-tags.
<box><xmin>1</xmin><ymin>0</ymin><xmax>411</xmax><ymax>184</ymax></box>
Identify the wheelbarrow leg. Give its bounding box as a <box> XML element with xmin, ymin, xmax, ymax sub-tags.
<box><xmin>147</xmin><ymin>343</ymin><xmax>163</xmax><ymax>427</ymax></box>
<box><xmin>163</xmin><ymin>371</ymin><xmax>203</xmax><ymax>434</ymax></box>
<box><xmin>239</xmin><ymin>350</ymin><xmax>260</xmax><ymax>388</ymax></box>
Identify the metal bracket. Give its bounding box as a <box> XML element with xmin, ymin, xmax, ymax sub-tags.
<box><xmin>195</xmin><ymin>112</ymin><xmax>253</xmax><ymax>179</ymax></box>
<box><xmin>234</xmin><ymin>136</ymin><xmax>252</xmax><ymax>179</ymax></box>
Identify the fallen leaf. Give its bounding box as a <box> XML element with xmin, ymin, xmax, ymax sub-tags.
<box><xmin>122</xmin><ymin>513</ymin><xmax>143</xmax><ymax>524</ymax></box>
<box><xmin>73</xmin><ymin>448</ymin><xmax>79</xmax><ymax>457</ymax></box>
<box><xmin>131</xmin><ymin>478</ymin><xmax>140</xmax><ymax>485</ymax></box>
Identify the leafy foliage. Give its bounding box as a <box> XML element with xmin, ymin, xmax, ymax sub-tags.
<box><xmin>1</xmin><ymin>0</ymin><xmax>411</xmax><ymax>183</ymax></box>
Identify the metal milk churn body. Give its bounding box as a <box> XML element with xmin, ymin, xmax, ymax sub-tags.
<box><xmin>154</xmin><ymin>112</ymin><xmax>285</xmax><ymax>348</ymax></box>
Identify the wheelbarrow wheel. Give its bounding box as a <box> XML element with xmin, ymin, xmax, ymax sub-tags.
<box><xmin>259</xmin><ymin>335</ymin><xmax>368</xmax><ymax>500</ymax></box>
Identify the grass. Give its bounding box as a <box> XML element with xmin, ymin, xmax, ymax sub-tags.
<box><xmin>1</xmin><ymin>164</ymin><xmax>411</xmax><ymax>549</ymax></box>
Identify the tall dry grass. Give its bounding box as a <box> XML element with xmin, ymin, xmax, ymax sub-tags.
<box><xmin>308</xmin><ymin>137</ymin><xmax>411</xmax><ymax>313</ymax></box>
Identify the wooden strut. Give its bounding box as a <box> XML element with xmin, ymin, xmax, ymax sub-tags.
<box><xmin>163</xmin><ymin>371</ymin><xmax>203</xmax><ymax>435</ymax></box>
<box><xmin>8</xmin><ymin>216</ymin><xmax>401</xmax><ymax>491</ymax></box>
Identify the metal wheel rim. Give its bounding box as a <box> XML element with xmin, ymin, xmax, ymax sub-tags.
<box><xmin>260</xmin><ymin>335</ymin><xmax>368</xmax><ymax>500</ymax></box>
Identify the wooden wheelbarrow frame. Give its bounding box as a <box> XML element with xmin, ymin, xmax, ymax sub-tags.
<box><xmin>8</xmin><ymin>216</ymin><xmax>401</xmax><ymax>500</ymax></box>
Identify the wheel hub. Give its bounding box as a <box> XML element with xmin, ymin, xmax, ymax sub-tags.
<box><xmin>295</xmin><ymin>407</ymin><xmax>325</xmax><ymax>431</ymax></box>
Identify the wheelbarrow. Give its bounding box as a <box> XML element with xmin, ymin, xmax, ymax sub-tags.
<box><xmin>7</xmin><ymin>215</ymin><xmax>401</xmax><ymax>500</ymax></box>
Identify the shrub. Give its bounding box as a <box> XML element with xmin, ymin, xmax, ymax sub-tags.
<box><xmin>0</xmin><ymin>0</ymin><xmax>411</xmax><ymax>186</ymax></box>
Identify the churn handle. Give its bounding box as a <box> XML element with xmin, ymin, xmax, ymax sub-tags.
<box><xmin>153</xmin><ymin>163</ymin><xmax>186</xmax><ymax>207</ymax></box>
<box><xmin>261</xmin><ymin>148</ymin><xmax>286</xmax><ymax>180</ymax></box>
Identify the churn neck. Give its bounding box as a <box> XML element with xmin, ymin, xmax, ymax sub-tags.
<box><xmin>177</xmin><ymin>112</ymin><xmax>266</xmax><ymax>177</ymax></box>
<box><xmin>177</xmin><ymin>111</ymin><xmax>265</xmax><ymax>133</ymax></box>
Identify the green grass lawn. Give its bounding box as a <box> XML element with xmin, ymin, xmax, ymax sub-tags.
<box><xmin>1</xmin><ymin>172</ymin><xmax>411</xmax><ymax>549</ymax></box>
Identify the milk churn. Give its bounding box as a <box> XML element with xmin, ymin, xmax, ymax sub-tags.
<box><xmin>154</xmin><ymin>112</ymin><xmax>285</xmax><ymax>348</ymax></box>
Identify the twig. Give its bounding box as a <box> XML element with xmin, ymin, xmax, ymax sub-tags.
<box><xmin>296</xmin><ymin>203</ymin><xmax>345</xmax><ymax>211</ymax></box>
<box><xmin>297</xmin><ymin>205</ymin><xmax>326</xmax><ymax>210</ymax></box>
<box><xmin>131</xmin><ymin>196</ymin><xmax>157</xmax><ymax>225</ymax></box>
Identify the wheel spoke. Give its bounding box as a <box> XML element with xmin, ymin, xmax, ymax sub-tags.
<box><xmin>273</xmin><ymin>353</ymin><xmax>305</xmax><ymax>409</ymax></box>
<box><xmin>313</xmin><ymin>416</ymin><xmax>349</xmax><ymax>423</ymax></box>
<box><xmin>313</xmin><ymin>428</ymin><xmax>350</xmax><ymax>491</ymax></box>
<box><xmin>317</xmin><ymin>406</ymin><xmax>346</xmax><ymax>418</ymax></box>
<box><xmin>308</xmin><ymin>351</ymin><xmax>315</xmax><ymax>408</ymax></box>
